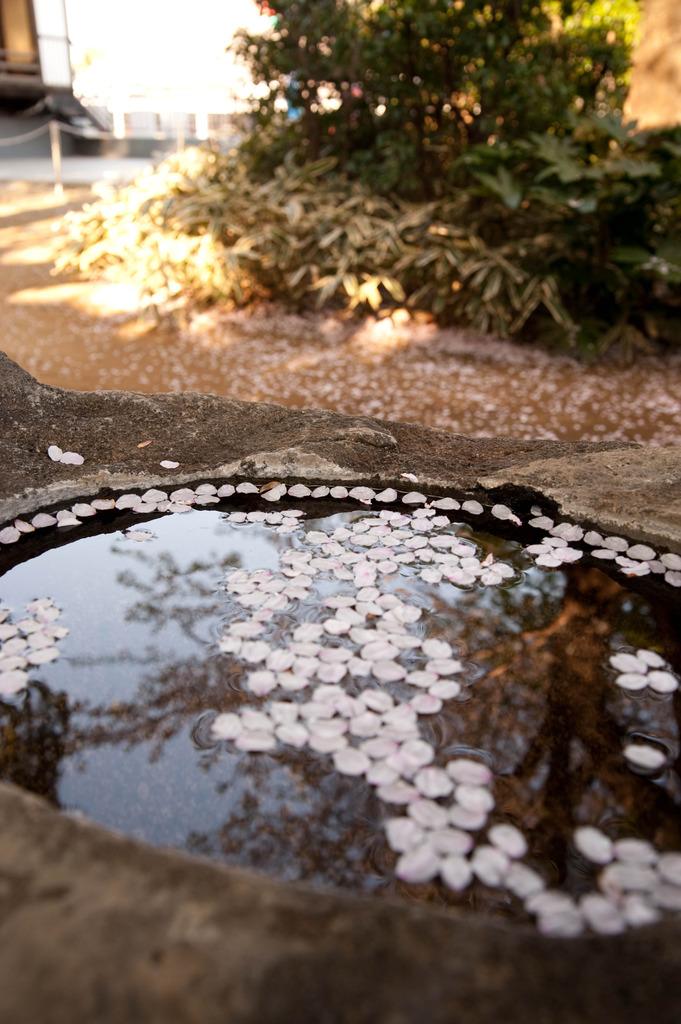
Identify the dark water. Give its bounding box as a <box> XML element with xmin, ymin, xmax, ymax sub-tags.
<box><xmin>1</xmin><ymin>506</ymin><xmax>679</xmax><ymax>924</ymax></box>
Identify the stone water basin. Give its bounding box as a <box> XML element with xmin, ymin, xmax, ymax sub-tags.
<box><xmin>2</xmin><ymin>483</ymin><xmax>680</xmax><ymax>941</ymax></box>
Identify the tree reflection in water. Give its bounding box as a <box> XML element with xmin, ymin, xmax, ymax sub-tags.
<box><xmin>0</xmin><ymin>509</ymin><xmax>679</xmax><ymax>919</ymax></box>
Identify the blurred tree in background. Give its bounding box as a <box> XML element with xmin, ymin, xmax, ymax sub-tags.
<box><xmin>625</xmin><ymin>0</ymin><xmax>681</xmax><ymax>129</ymax></box>
<box><xmin>232</xmin><ymin>0</ymin><xmax>638</xmax><ymax>198</ymax></box>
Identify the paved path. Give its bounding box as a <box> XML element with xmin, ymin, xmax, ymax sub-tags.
<box><xmin>0</xmin><ymin>155</ymin><xmax>155</xmax><ymax>186</ymax></box>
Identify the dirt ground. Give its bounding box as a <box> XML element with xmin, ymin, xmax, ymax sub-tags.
<box><xmin>2</xmin><ymin>179</ymin><xmax>681</xmax><ymax>446</ymax></box>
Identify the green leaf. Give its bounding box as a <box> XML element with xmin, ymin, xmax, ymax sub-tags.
<box><xmin>473</xmin><ymin>167</ymin><xmax>523</xmax><ymax>209</ymax></box>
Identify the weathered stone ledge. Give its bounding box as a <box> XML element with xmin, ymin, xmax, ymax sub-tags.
<box><xmin>1</xmin><ymin>350</ymin><xmax>681</xmax><ymax>1023</ymax></box>
<box><xmin>1</xmin><ymin>352</ymin><xmax>680</xmax><ymax>550</ymax></box>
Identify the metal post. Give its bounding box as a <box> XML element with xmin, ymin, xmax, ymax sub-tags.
<box><xmin>49</xmin><ymin>121</ymin><xmax>64</xmax><ymax>199</ymax></box>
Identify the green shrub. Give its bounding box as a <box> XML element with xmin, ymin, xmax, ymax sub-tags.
<box><xmin>55</xmin><ymin>115</ymin><xmax>681</xmax><ymax>358</ymax></box>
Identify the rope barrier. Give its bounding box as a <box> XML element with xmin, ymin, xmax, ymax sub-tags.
<box><xmin>0</xmin><ymin>122</ymin><xmax>51</xmax><ymax>146</ymax></box>
<box><xmin>0</xmin><ymin>119</ymin><xmax>112</xmax><ymax>145</ymax></box>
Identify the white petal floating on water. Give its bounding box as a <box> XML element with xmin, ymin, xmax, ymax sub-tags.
<box><xmin>293</xmin><ymin>622</ymin><xmax>324</xmax><ymax>643</ymax></box>
<box><xmin>322</xmin><ymin>618</ymin><xmax>351</xmax><ymax>636</ymax></box>
<box><xmin>528</xmin><ymin>516</ymin><xmax>554</xmax><ymax>530</ymax></box>
<box><xmin>446</xmin><ymin>758</ymin><xmax>492</xmax><ymax>786</ymax></box>
<box><xmin>535</xmin><ymin>553</ymin><xmax>563</xmax><ymax>568</ymax></box>
<box><xmin>366</xmin><ymin>761</ymin><xmax>400</xmax><ymax>786</ymax></box>
<box><xmin>246</xmin><ymin>670</ymin><xmax>278</xmax><ymax>696</ymax></box>
<box><xmin>385</xmin><ymin>817</ymin><xmax>425</xmax><ymax>853</ymax></box>
<box><xmin>262</xmin><ymin>484</ymin><xmax>287</xmax><ymax>502</ymax></box>
<box><xmin>0</xmin><ymin>527</ymin><xmax>20</xmax><ymax>545</ymax></box>
<box><xmin>240</xmin><ymin>640</ymin><xmax>271</xmax><ymax>664</ymax></box>
<box><xmin>47</xmin><ymin>445</ymin><xmax>63</xmax><ymax>461</ymax></box>
<box><xmin>603</xmin><ymin>536</ymin><xmax>629</xmax><ymax>552</ymax></box>
<box><xmin>626</xmin><ymin>544</ymin><xmax>657</xmax><ymax>562</ymax></box>
<box><xmin>218</xmin><ymin>636</ymin><xmax>242</xmax><ymax>655</ymax></box>
<box><xmin>652</xmin><ymin>885</ymin><xmax>681</xmax><ymax>911</ymax></box>
<box><xmin>317</xmin><ymin>662</ymin><xmax>347</xmax><ymax>684</ymax></box>
<box><xmin>647</xmin><ymin>670</ymin><xmax>678</xmax><ymax>694</ymax></box>
<box><xmin>266</xmin><ymin>649</ymin><xmax>296</xmax><ymax>672</ymax></box>
<box><xmin>115</xmin><ymin>493</ymin><xmax>142</xmax><ymax>509</ymax></box>
<box><xmin>349</xmin><ymin>711</ymin><xmax>383</xmax><ymax>738</ymax></box>
<box><xmin>287</xmin><ymin>483</ymin><xmax>311</xmax><ymax>498</ymax></box>
<box><xmin>402</xmin><ymin>492</ymin><xmax>427</xmax><ymax>505</ymax></box>
<box><xmin>229</xmin><ymin>621</ymin><xmax>264</xmax><ymax>639</ymax></box>
<box><xmin>462</xmin><ymin>500</ymin><xmax>484</xmax><ymax>515</ymax></box>
<box><xmin>614</xmin><ymin>673</ymin><xmax>649</xmax><ymax>692</ymax></box>
<box><xmin>584</xmin><ymin>531</ymin><xmax>604</xmax><ymax>546</ymax></box>
<box><xmin>431</xmin><ymin>497</ymin><xmax>460</xmax><ymax>510</ymax></box>
<box><xmin>13</xmin><ymin>519</ymin><xmax>34</xmax><ymax>534</ymax></box>
<box><xmin>456</xmin><ymin>784</ymin><xmax>495</xmax><ymax>814</ymax></box>
<box><xmin>0</xmin><ymin>669</ymin><xmax>29</xmax><ymax>693</ymax></box>
<box><xmin>376</xmin><ymin>781</ymin><xmax>419</xmax><ymax>804</ymax></box>
<box><xmin>359</xmin><ymin>689</ymin><xmax>394</xmax><ymax>714</ymax></box>
<box><xmin>623</xmin><ymin>744</ymin><xmax>667</xmax><ymax>771</ymax></box>
<box><xmin>275</xmin><ymin>722</ymin><xmax>309</xmax><ymax>748</ymax></box>
<box><xmin>471</xmin><ymin>845</ymin><xmax>510</xmax><ymax>887</ymax></box>
<box><xmin>31</xmin><ymin>512</ymin><xmax>57</xmax><ymax>528</ymax></box>
<box><xmin>657</xmin><ymin>852</ymin><xmax>681</xmax><ymax>886</ymax></box>
<box><xmin>488</xmin><ymin>823</ymin><xmax>528</xmax><ymax>859</ymax></box>
<box><xmin>217</xmin><ymin>484</ymin><xmax>235</xmax><ymax>497</ymax></box>
<box><xmin>235</xmin><ymin>730</ymin><xmax>277</xmax><ymax>752</ymax></box>
<box><xmin>600</xmin><ymin>863</ymin><xmax>657</xmax><ymax>895</ymax></box>
<box><xmin>592</xmin><ymin>548</ymin><xmax>617</xmax><ymax>560</ymax></box>
<box><xmin>159</xmin><ymin>460</ymin><xmax>179</xmax><ymax>469</ymax></box>
<box><xmin>613</xmin><ymin>839</ymin><xmax>657</xmax><ymax>866</ymax></box>
<box><xmin>413</xmin><ymin>766</ymin><xmax>453</xmax><ymax>798</ymax></box>
<box><xmin>665</xmin><ymin>570</ymin><xmax>681</xmax><ymax>587</ymax></box>
<box><xmin>505</xmin><ymin>863</ymin><xmax>545</xmax><ymax>899</ymax></box>
<box><xmin>609</xmin><ymin>652</ymin><xmax>647</xmax><ymax>675</ymax></box>
<box><xmin>425</xmin><ymin>659</ymin><xmax>463</xmax><ymax>677</ymax></box>
<box><xmin>635</xmin><ymin>649</ymin><xmax>665</xmax><ymax>669</ymax></box>
<box><xmin>550</xmin><ymin>522</ymin><xmax>584</xmax><ymax>542</ymax></box>
<box><xmin>361</xmin><ymin>639</ymin><xmax>399</xmax><ymax>662</ymax></box>
<box><xmin>329</xmin><ymin>486</ymin><xmax>349</xmax><ymax>499</ymax></box>
<box><xmin>536</xmin><ymin>907</ymin><xmax>584</xmax><ymax>939</ymax></box>
<box><xmin>349</xmin><ymin>486</ymin><xmax>376</xmax><ymax>502</ymax></box>
<box><xmin>410</xmin><ymin>694</ymin><xmax>442</xmax><ymax>715</ymax></box>
<box><xmin>372</xmin><ymin>660</ymin><xmax>407</xmax><ymax>683</ymax></box>
<box><xmin>333</xmin><ymin>747</ymin><xmax>371</xmax><ymax>776</ymax></box>
<box><xmin>440</xmin><ymin>855</ymin><xmax>474</xmax><ymax>892</ymax></box>
<box><xmin>553</xmin><ymin>547</ymin><xmax>583</xmax><ymax>563</ymax></box>
<box><xmin>0</xmin><ymin>655</ymin><xmax>27</xmax><ymax>672</ymax></box>
<box><xmin>311</xmin><ymin>485</ymin><xmax>330</xmax><ymax>498</ymax></box>
<box><xmin>448</xmin><ymin>805</ymin><xmax>488</xmax><ymax>832</ymax></box>
<box><xmin>26</xmin><ymin>647</ymin><xmax>59</xmax><ymax>665</ymax></box>
<box><xmin>318</xmin><ymin>647</ymin><xmax>353</xmax><ymax>664</ymax></box>
<box><xmin>211</xmin><ymin>713</ymin><xmax>242</xmax><ymax>740</ymax></box>
<box><xmin>408</xmin><ymin>799</ymin><xmax>449</xmax><ymax>830</ymax></box>
<box><xmin>622</xmin><ymin>894</ymin><xmax>662</xmax><ymax>928</ymax></box>
<box><xmin>428</xmin><ymin>828</ymin><xmax>474</xmax><ymax>857</ymax></box>
<box><xmin>526</xmin><ymin>890</ymin><xmax>580</xmax><ymax>917</ymax></box>
<box><xmin>421</xmin><ymin>638</ymin><xmax>452</xmax><ymax>660</ymax></box>
<box><xmin>574</xmin><ymin>826</ymin><xmax>614</xmax><ymax>865</ymax></box>
<box><xmin>309</xmin><ymin>718</ymin><xmax>348</xmax><ymax>740</ymax></box>
<box><xmin>660</xmin><ymin>551</ymin><xmax>681</xmax><ymax>571</ymax></box>
<box><xmin>360</xmin><ymin>736</ymin><xmax>398</xmax><ymax>759</ymax></box>
<box><xmin>347</xmin><ymin>656</ymin><xmax>372</xmax><ymax>677</ymax></box>
<box><xmin>269</xmin><ymin>701</ymin><xmax>299</xmax><ymax>725</ymax></box>
<box><xmin>236</xmin><ymin>482</ymin><xmax>259</xmax><ymax>494</ymax></box>
<box><xmin>406</xmin><ymin>670</ymin><xmax>439</xmax><ymax>689</ymax></box>
<box><xmin>428</xmin><ymin>680</ymin><xmax>461</xmax><ymax>700</ymax></box>
<box><xmin>396</xmin><ymin>843</ymin><xmax>440</xmax><ymax>885</ymax></box>
<box><xmin>277</xmin><ymin>672</ymin><xmax>310</xmax><ymax>692</ymax></box>
<box><xmin>375</xmin><ymin>488</ymin><xmax>398</xmax><ymax>502</ymax></box>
